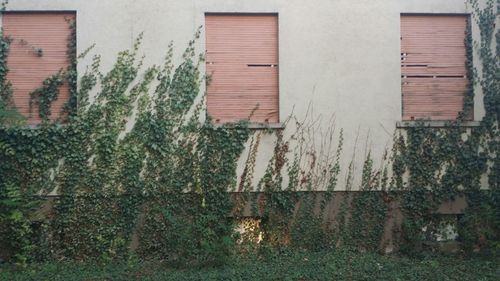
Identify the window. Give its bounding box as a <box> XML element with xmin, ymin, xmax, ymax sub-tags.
<box><xmin>3</xmin><ymin>12</ymin><xmax>75</xmax><ymax>124</ymax></box>
<box><xmin>400</xmin><ymin>15</ymin><xmax>470</xmax><ymax>121</ymax></box>
<box><xmin>205</xmin><ymin>14</ymin><xmax>279</xmax><ymax>124</ymax></box>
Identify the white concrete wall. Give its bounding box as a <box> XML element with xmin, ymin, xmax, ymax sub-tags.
<box><xmin>4</xmin><ymin>0</ymin><xmax>486</xmax><ymax>190</ymax></box>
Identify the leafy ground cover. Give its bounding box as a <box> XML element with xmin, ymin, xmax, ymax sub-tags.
<box><xmin>0</xmin><ymin>250</ymin><xmax>498</xmax><ymax>281</ymax></box>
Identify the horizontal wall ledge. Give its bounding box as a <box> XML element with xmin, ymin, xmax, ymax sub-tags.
<box><xmin>396</xmin><ymin>121</ymin><xmax>481</xmax><ymax>128</ymax></box>
<box><xmin>33</xmin><ymin>191</ymin><xmax>468</xmax><ymax>216</ymax></box>
<box><xmin>213</xmin><ymin>122</ymin><xmax>286</xmax><ymax>129</ymax></box>
<box><xmin>229</xmin><ymin>191</ymin><xmax>467</xmax><ymax>217</ymax></box>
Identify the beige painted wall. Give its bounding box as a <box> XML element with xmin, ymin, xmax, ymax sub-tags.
<box><xmin>3</xmin><ymin>0</ymin><xmax>486</xmax><ymax>190</ymax></box>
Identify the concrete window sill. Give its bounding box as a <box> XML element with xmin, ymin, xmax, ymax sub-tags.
<box><xmin>396</xmin><ymin>121</ymin><xmax>481</xmax><ymax>128</ymax></box>
<box><xmin>213</xmin><ymin>123</ymin><xmax>286</xmax><ymax>130</ymax></box>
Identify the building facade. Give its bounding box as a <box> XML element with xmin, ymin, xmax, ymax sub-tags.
<box><xmin>1</xmin><ymin>0</ymin><xmax>487</xmax><ymax>190</ymax></box>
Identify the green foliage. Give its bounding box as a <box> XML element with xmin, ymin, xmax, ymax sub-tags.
<box><xmin>393</xmin><ymin>0</ymin><xmax>499</xmax><ymax>253</ymax></box>
<box><xmin>290</xmin><ymin>193</ymin><xmax>328</xmax><ymax>251</ymax></box>
<box><xmin>345</xmin><ymin>153</ymin><xmax>388</xmax><ymax>252</ymax></box>
<box><xmin>29</xmin><ymin>71</ymin><xmax>65</xmax><ymax>120</ymax></box>
<box><xmin>27</xmin><ymin>17</ymin><xmax>77</xmax><ymax>122</ymax></box>
<box><xmin>0</xmin><ymin>184</ymin><xmax>35</xmax><ymax>265</ymax></box>
<box><xmin>245</xmin><ymin>0</ymin><xmax>499</xmax><ymax>256</ymax></box>
<box><xmin>63</xmin><ymin>18</ymin><xmax>78</xmax><ymax>117</ymax></box>
<box><xmin>0</xmin><ymin>29</ymin><xmax>24</xmax><ymax>125</ymax></box>
<box><xmin>0</xmin><ymin>27</ymin><xmax>252</xmax><ymax>266</ymax></box>
<box><xmin>1</xmin><ymin>250</ymin><xmax>499</xmax><ymax>281</ymax></box>
<box><xmin>0</xmin><ymin>31</ymin><xmax>12</xmax><ymax>104</ymax></box>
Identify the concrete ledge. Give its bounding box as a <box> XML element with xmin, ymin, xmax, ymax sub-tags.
<box><xmin>213</xmin><ymin>122</ymin><xmax>286</xmax><ymax>130</ymax></box>
<box><xmin>396</xmin><ymin>121</ymin><xmax>481</xmax><ymax>128</ymax></box>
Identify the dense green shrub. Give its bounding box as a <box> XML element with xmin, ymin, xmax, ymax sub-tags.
<box><xmin>0</xmin><ymin>250</ymin><xmax>498</xmax><ymax>281</ymax></box>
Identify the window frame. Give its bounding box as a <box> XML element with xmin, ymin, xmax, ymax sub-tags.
<box><xmin>1</xmin><ymin>10</ymin><xmax>77</xmax><ymax>126</ymax></box>
<box><xmin>399</xmin><ymin>13</ymin><xmax>474</xmax><ymax>125</ymax></box>
<box><xmin>204</xmin><ymin>12</ymin><xmax>282</xmax><ymax>128</ymax></box>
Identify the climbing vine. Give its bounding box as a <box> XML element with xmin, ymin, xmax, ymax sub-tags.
<box><xmin>0</xmin><ymin>0</ymin><xmax>498</xmax><ymax>267</ymax></box>
<box><xmin>29</xmin><ymin>70</ymin><xmax>65</xmax><ymax>120</ymax></box>
<box><xmin>391</xmin><ymin>0</ymin><xmax>499</xmax><ymax>253</ymax></box>
<box><xmin>0</xmin><ymin>8</ymin><xmax>20</xmax><ymax>126</ymax></box>
<box><xmin>232</xmin><ymin>0</ymin><xmax>499</xmax><ymax>255</ymax></box>
<box><xmin>27</xmin><ymin>16</ymin><xmax>77</xmax><ymax>121</ymax></box>
<box><xmin>0</xmin><ymin>27</ymin><xmax>251</xmax><ymax>265</ymax></box>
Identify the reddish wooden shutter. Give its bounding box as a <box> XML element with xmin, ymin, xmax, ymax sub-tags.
<box><xmin>3</xmin><ymin>12</ymin><xmax>75</xmax><ymax>124</ymax></box>
<box><xmin>401</xmin><ymin>15</ymin><xmax>469</xmax><ymax>121</ymax></box>
<box><xmin>205</xmin><ymin>14</ymin><xmax>279</xmax><ymax>123</ymax></box>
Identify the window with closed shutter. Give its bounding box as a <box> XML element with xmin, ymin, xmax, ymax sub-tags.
<box><xmin>205</xmin><ymin>14</ymin><xmax>279</xmax><ymax>124</ymax></box>
<box><xmin>401</xmin><ymin>15</ymin><xmax>470</xmax><ymax>121</ymax></box>
<box><xmin>3</xmin><ymin>12</ymin><xmax>75</xmax><ymax>124</ymax></box>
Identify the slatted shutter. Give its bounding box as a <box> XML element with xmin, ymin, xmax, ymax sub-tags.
<box><xmin>205</xmin><ymin>14</ymin><xmax>279</xmax><ymax>123</ymax></box>
<box><xmin>3</xmin><ymin>12</ymin><xmax>75</xmax><ymax>124</ymax></box>
<box><xmin>401</xmin><ymin>15</ymin><xmax>469</xmax><ymax>121</ymax></box>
